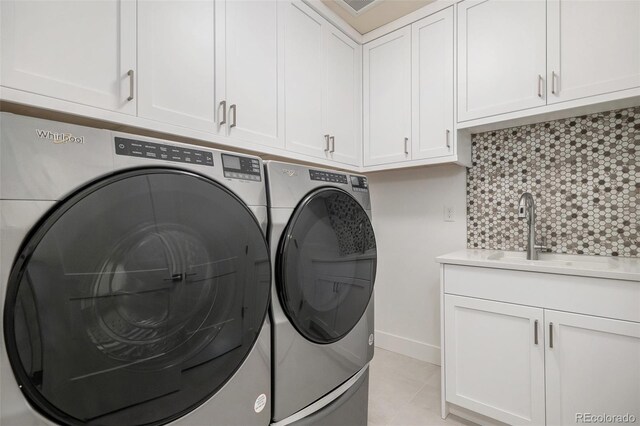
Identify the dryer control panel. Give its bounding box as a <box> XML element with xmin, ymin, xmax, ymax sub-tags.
<box><xmin>222</xmin><ymin>154</ymin><xmax>262</xmax><ymax>181</ymax></box>
<box><xmin>309</xmin><ymin>169</ymin><xmax>348</xmax><ymax>184</ymax></box>
<box><xmin>350</xmin><ymin>176</ymin><xmax>369</xmax><ymax>192</ymax></box>
<box><xmin>115</xmin><ymin>137</ymin><xmax>214</xmax><ymax>166</ymax></box>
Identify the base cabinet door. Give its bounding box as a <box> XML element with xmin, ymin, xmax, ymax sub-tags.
<box><xmin>218</xmin><ymin>0</ymin><xmax>283</xmax><ymax>148</ymax></box>
<box><xmin>1</xmin><ymin>0</ymin><xmax>136</xmax><ymax>114</ymax></box>
<box><xmin>363</xmin><ymin>27</ymin><xmax>412</xmax><ymax>166</ymax></box>
<box><xmin>545</xmin><ymin>310</ymin><xmax>640</xmax><ymax>426</ymax></box>
<box><xmin>457</xmin><ymin>0</ymin><xmax>546</xmax><ymax>121</ymax></box>
<box><xmin>137</xmin><ymin>0</ymin><xmax>217</xmax><ymax>132</ymax></box>
<box><xmin>444</xmin><ymin>295</ymin><xmax>546</xmax><ymax>425</ymax></box>
<box><xmin>411</xmin><ymin>6</ymin><xmax>454</xmax><ymax>160</ymax></box>
<box><xmin>547</xmin><ymin>0</ymin><xmax>640</xmax><ymax>104</ymax></box>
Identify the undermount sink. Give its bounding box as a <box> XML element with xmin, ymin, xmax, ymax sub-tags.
<box><xmin>436</xmin><ymin>249</ymin><xmax>640</xmax><ymax>281</ymax></box>
<box><xmin>486</xmin><ymin>250</ymin><xmax>622</xmax><ymax>270</ymax></box>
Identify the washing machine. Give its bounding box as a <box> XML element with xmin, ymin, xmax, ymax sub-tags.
<box><xmin>265</xmin><ymin>161</ymin><xmax>376</xmax><ymax>426</ymax></box>
<box><xmin>0</xmin><ymin>113</ymin><xmax>272</xmax><ymax>426</ymax></box>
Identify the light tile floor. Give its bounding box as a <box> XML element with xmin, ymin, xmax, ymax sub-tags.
<box><xmin>368</xmin><ymin>348</ymin><xmax>472</xmax><ymax>426</ymax></box>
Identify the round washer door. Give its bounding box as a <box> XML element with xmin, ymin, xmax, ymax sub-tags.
<box><xmin>4</xmin><ymin>168</ymin><xmax>271</xmax><ymax>426</ymax></box>
<box><xmin>277</xmin><ymin>188</ymin><xmax>376</xmax><ymax>344</ymax></box>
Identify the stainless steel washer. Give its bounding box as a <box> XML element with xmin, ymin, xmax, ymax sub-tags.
<box><xmin>1</xmin><ymin>113</ymin><xmax>272</xmax><ymax>426</ymax></box>
<box><xmin>265</xmin><ymin>161</ymin><xmax>376</xmax><ymax>426</ymax></box>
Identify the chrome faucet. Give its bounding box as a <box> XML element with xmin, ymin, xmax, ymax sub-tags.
<box><xmin>518</xmin><ymin>192</ymin><xmax>547</xmax><ymax>260</ymax></box>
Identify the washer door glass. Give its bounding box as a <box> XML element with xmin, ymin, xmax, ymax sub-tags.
<box><xmin>4</xmin><ymin>169</ymin><xmax>271</xmax><ymax>426</ymax></box>
<box><xmin>277</xmin><ymin>188</ymin><xmax>376</xmax><ymax>344</ymax></box>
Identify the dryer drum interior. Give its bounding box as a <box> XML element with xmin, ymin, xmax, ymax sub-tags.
<box><xmin>277</xmin><ymin>187</ymin><xmax>377</xmax><ymax>345</ymax></box>
<box><xmin>3</xmin><ymin>168</ymin><xmax>271</xmax><ymax>426</ymax></box>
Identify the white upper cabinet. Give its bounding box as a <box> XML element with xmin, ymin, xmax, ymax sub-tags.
<box><xmin>282</xmin><ymin>1</ymin><xmax>326</xmax><ymax>159</ymax></box>
<box><xmin>445</xmin><ymin>295</ymin><xmax>546</xmax><ymax>425</ymax></box>
<box><xmin>217</xmin><ymin>0</ymin><xmax>283</xmax><ymax>148</ymax></box>
<box><xmin>545</xmin><ymin>310</ymin><xmax>640</xmax><ymax>425</ymax></box>
<box><xmin>363</xmin><ymin>27</ymin><xmax>412</xmax><ymax>166</ymax></box>
<box><xmin>324</xmin><ymin>26</ymin><xmax>362</xmax><ymax>166</ymax></box>
<box><xmin>411</xmin><ymin>7</ymin><xmax>454</xmax><ymax>160</ymax></box>
<box><xmin>1</xmin><ymin>0</ymin><xmax>136</xmax><ymax>114</ymax></box>
<box><xmin>457</xmin><ymin>0</ymin><xmax>546</xmax><ymax>122</ymax></box>
<box><xmin>137</xmin><ymin>0</ymin><xmax>217</xmax><ymax>132</ymax></box>
<box><xmin>547</xmin><ymin>0</ymin><xmax>640</xmax><ymax>104</ymax></box>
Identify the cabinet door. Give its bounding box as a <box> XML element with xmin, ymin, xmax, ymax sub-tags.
<box><xmin>547</xmin><ymin>0</ymin><xmax>640</xmax><ymax>104</ymax></box>
<box><xmin>457</xmin><ymin>0</ymin><xmax>546</xmax><ymax>121</ymax></box>
<box><xmin>218</xmin><ymin>0</ymin><xmax>283</xmax><ymax>148</ymax></box>
<box><xmin>411</xmin><ymin>7</ymin><xmax>454</xmax><ymax>160</ymax></box>
<box><xmin>282</xmin><ymin>1</ymin><xmax>326</xmax><ymax>158</ymax></box>
<box><xmin>137</xmin><ymin>0</ymin><xmax>217</xmax><ymax>132</ymax></box>
<box><xmin>545</xmin><ymin>310</ymin><xmax>640</xmax><ymax>425</ymax></box>
<box><xmin>444</xmin><ymin>295</ymin><xmax>545</xmax><ymax>425</ymax></box>
<box><xmin>1</xmin><ymin>0</ymin><xmax>136</xmax><ymax>114</ymax></box>
<box><xmin>363</xmin><ymin>27</ymin><xmax>412</xmax><ymax>166</ymax></box>
<box><xmin>324</xmin><ymin>25</ymin><xmax>362</xmax><ymax>166</ymax></box>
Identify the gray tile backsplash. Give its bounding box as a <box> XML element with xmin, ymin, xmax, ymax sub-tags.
<box><xmin>467</xmin><ymin>107</ymin><xmax>639</xmax><ymax>257</ymax></box>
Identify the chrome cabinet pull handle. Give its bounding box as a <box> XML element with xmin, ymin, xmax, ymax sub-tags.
<box><xmin>330</xmin><ymin>136</ymin><xmax>335</xmax><ymax>153</ymax></box>
<box><xmin>537</xmin><ymin>75</ymin><xmax>543</xmax><ymax>98</ymax></box>
<box><xmin>446</xmin><ymin>129</ymin><xmax>451</xmax><ymax>149</ymax></box>
<box><xmin>404</xmin><ymin>137</ymin><xmax>409</xmax><ymax>155</ymax></box>
<box><xmin>127</xmin><ymin>69</ymin><xmax>134</xmax><ymax>101</ymax></box>
<box><xmin>219</xmin><ymin>100</ymin><xmax>227</xmax><ymax>125</ymax></box>
<box><xmin>549</xmin><ymin>322</ymin><xmax>554</xmax><ymax>348</ymax></box>
<box><xmin>229</xmin><ymin>104</ymin><xmax>237</xmax><ymax>128</ymax></box>
<box><xmin>324</xmin><ymin>134</ymin><xmax>330</xmax><ymax>152</ymax></box>
<box><xmin>534</xmin><ymin>320</ymin><xmax>539</xmax><ymax>345</ymax></box>
<box><xmin>551</xmin><ymin>71</ymin><xmax>557</xmax><ymax>95</ymax></box>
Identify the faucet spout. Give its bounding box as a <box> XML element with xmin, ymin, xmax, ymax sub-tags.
<box><xmin>518</xmin><ymin>192</ymin><xmax>538</xmax><ymax>260</ymax></box>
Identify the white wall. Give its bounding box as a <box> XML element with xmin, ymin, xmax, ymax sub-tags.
<box><xmin>368</xmin><ymin>164</ymin><xmax>467</xmax><ymax>365</ymax></box>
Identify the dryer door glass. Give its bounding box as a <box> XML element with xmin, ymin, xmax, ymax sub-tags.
<box><xmin>278</xmin><ymin>188</ymin><xmax>376</xmax><ymax>344</ymax></box>
<box><xmin>4</xmin><ymin>169</ymin><xmax>271</xmax><ymax>426</ymax></box>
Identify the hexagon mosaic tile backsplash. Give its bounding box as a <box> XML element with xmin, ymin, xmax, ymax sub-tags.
<box><xmin>467</xmin><ymin>107</ymin><xmax>639</xmax><ymax>257</ymax></box>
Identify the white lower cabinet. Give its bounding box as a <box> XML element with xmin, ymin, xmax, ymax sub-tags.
<box><xmin>443</xmin><ymin>268</ymin><xmax>640</xmax><ymax>426</ymax></box>
<box><xmin>545</xmin><ymin>310</ymin><xmax>640</xmax><ymax>426</ymax></box>
<box><xmin>444</xmin><ymin>295</ymin><xmax>546</xmax><ymax>425</ymax></box>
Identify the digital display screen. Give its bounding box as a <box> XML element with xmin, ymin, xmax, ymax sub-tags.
<box><xmin>222</xmin><ymin>154</ymin><xmax>241</xmax><ymax>170</ymax></box>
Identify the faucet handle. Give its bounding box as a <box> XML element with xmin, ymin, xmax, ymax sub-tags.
<box><xmin>535</xmin><ymin>236</ymin><xmax>550</xmax><ymax>253</ymax></box>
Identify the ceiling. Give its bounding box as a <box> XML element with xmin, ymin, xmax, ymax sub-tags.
<box><xmin>321</xmin><ymin>0</ymin><xmax>436</xmax><ymax>34</ymax></box>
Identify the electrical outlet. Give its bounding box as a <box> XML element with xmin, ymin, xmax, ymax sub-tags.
<box><xmin>444</xmin><ymin>206</ymin><xmax>455</xmax><ymax>222</ymax></box>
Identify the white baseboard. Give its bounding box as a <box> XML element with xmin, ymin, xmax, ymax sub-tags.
<box><xmin>374</xmin><ymin>330</ymin><xmax>441</xmax><ymax>365</ymax></box>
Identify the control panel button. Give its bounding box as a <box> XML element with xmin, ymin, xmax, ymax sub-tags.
<box><xmin>222</xmin><ymin>154</ymin><xmax>262</xmax><ymax>181</ymax></box>
<box><xmin>115</xmin><ymin>137</ymin><xmax>214</xmax><ymax>167</ymax></box>
<box><xmin>309</xmin><ymin>169</ymin><xmax>348</xmax><ymax>184</ymax></box>
<box><xmin>350</xmin><ymin>175</ymin><xmax>369</xmax><ymax>192</ymax></box>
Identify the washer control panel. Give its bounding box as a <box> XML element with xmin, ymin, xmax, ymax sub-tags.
<box><xmin>222</xmin><ymin>154</ymin><xmax>262</xmax><ymax>181</ymax></box>
<box><xmin>350</xmin><ymin>175</ymin><xmax>369</xmax><ymax>192</ymax></box>
<box><xmin>309</xmin><ymin>169</ymin><xmax>348</xmax><ymax>184</ymax></box>
<box><xmin>115</xmin><ymin>137</ymin><xmax>214</xmax><ymax>166</ymax></box>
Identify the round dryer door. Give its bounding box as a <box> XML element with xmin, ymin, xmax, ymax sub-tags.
<box><xmin>277</xmin><ymin>188</ymin><xmax>377</xmax><ymax>344</ymax></box>
<box><xmin>4</xmin><ymin>169</ymin><xmax>271</xmax><ymax>426</ymax></box>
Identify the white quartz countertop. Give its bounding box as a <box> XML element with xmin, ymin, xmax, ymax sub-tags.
<box><xmin>436</xmin><ymin>249</ymin><xmax>640</xmax><ymax>282</ymax></box>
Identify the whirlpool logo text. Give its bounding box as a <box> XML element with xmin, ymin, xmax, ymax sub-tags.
<box><xmin>36</xmin><ymin>129</ymin><xmax>86</xmax><ymax>144</ymax></box>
